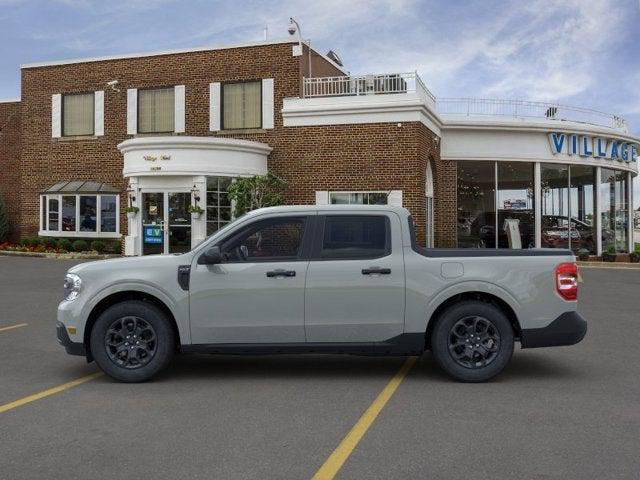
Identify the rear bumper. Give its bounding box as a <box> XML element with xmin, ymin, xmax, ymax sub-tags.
<box><xmin>56</xmin><ymin>321</ymin><xmax>86</xmax><ymax>356</ymax></box>
<box><xmin>520</xmin><ymin>312</ymin><xmax>587</xmax><ymax>348</ymax></box>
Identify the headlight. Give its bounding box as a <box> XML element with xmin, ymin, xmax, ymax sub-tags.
<box><xmin>63</xmin><ymin>273</ymin><xmax>82</xmax><ymax>301</ymax></box>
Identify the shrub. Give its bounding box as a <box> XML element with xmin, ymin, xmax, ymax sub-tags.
<box><xmin>27</xmin><ymin>236</ymin><xmax>42</xmax><ymax>247</ymax></box>
<box><xmin>110</xmin><ymin>239</ymin><xmax>122</xmax><ymax>254</ymax></box>
<box><xmin>576</xmin><ymin>248</ymin><xmax>590</xmax><ymax>261</ymax></box>
<box><xmin>72</xmin><ymin>239</ymin><xmax>89</xmax><ymax>252</ymax></box>
<box><xmin>630</xmin><ymin>252</ymin><xmax>640</xmax><ymax>263</ymax></box>
<box><xmin>40</xmin><ymin>237</ymin><xmax>57</xmax><ymax>249</ymax></box>
<box><xmin>57</xmin><ymin>238</ymin><xmax>73</xmax><ymax>252</ymax></box>
<box><xmin>90</xmin><ymin>240</ymin><xmax>106</xmax><ymax>253</ymax></box>
<box><xmin>19</xmin><ymin>238</ymin><xmax>29</xmax><ymax>247</ymax></box>
<box><xmin>0</xmin><ymin>194</ymin><xmax>9</xmax><ymax>242</ymax></box>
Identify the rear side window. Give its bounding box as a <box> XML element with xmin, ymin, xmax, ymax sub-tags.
<box><xmin>320</xmin><ymin>215</ymin><xmax>390</xmax><ymax>259</ymax></box>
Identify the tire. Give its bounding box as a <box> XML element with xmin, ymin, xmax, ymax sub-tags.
<box><xmin>90</xmin><ymin>300</ymin><xmax>175</xmax><ymax>383</ymax></box>
<box><xmin>430</xmin><ymin>300</ymin><xmax>514</xmax><ymax>382</ymax></box>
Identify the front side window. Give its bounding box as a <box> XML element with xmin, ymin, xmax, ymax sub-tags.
<box><xmin>220</xmin><ymin>217</ymin><xmax>306</xmax><ymax>262</ymax></box>
<box><xmin>138</xmin><ymin>87</ymin><xmax>175</xmax><ymax>133</ymax></box>
<box><xmin>63</xmin><ymin>92</ymin><xmax>94</xmax><ymax>136</ymax></box>
<box><xmin>329</xmin><ymin>192</ymin><xmax>388</xmax><ymax>205</ymax></box>
<box><xmin>223</xmin><ymin>81</ymin><xmax>261</xmax><ymax>130</ymax></box>
<box><xmin>320</xmin><ymin>215</ymin><xmax>390</xmax><ymax>259</ymax></box>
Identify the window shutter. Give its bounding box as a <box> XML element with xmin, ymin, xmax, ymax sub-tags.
<box><xmin>209</xmin><ymin>82</ymin><xmax>221</xmax><ymax>131</ymax></box>
<box><xmin>388</xmin><ymin>190</ymin><xmax>403</xmax><ymax>206</ymax></box>
<box><xmin>94</xmin><ymin>90</ymin><xmax>104</xmax><ymax>136</ymax></box>
<box><xmin>315</xmin><ymin>191</ymin><xmax>329</xmax><ymax>205</ymax></box>
<box><xmin>51</xmin><ymin>94</ymin><xmax>61</xmax><ymax>138</ymax></box>
<box><xmin>174</xmin><ymin>85</ymin><xmax>185</xmax><ymax>133</ymax></box>
<box><xmin>127</xmin><ymin>88</ymin><xmax>137</xmax><ymax>135</ymax></box>
<box><xmin>262</xmin><ymin>78</ymin><xmax>274</xmax><ymax>129</ymax></box>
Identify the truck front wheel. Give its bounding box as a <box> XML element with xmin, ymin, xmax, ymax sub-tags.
<box><xmin>90</xmin><ymin>300</ymin><xmax>175</xmax><ymax>383</ymax></box>
<box><xmin>431</xmin><ymin>301</ymin><xmax>514</xmax><ymax>382</ymax></box>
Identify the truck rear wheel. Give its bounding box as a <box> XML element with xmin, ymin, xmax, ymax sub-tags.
<box><xmin>431</xmin><ymin>301</ymin><xmax>514</xmax><ymax>382</ymax></box>
<box><xmin>90</xmin><ymin>300</ymin><xmax>175</xmax><ymax>383</ymax></box>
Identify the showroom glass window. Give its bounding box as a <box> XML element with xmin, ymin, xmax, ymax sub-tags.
<box><xmin>329</xmin><ymin>192</ymin><xmax>389</xmax><ymax>205</ymax></box>
<box><xmin>601</xmin><ymin>168</ymin><xmax>628</xmax><ymax>253</ymax></box>
<box><xmin>569</xmin><ymin>165</ymin><xmax>596</xmax><ymax>254</ymax></box>
<box><xmin>541</xmin><ymin>164</ymin><xmax>570</xmax><ymax>250</ymax></box>
<box><xmin>138</xmin><ymin>87</ymin><xmax>175</xmax><ymax>133</ymax></box>
<box><xmin>62</xmin><ymin>92</ymin><xmax>94</xmax><ymax>136</ymax></box>
<box><xmin>497</xmin><ymin>162</ymin><xmax>534</xmax><ymax>248</ymax></box>
<box><xmin>222</xmin><ymin>81</ymin><xmax>261</xmax><ymax>130</ymax></box>
<box><xmin>206</xmin><ymin>177</ymin><xmax>233</xmax><ymax>236</ymax></box>
<box><xmin>457</xmin><ymin>161</ymin><xmax>495</xmax><ymax>248</ymax></box>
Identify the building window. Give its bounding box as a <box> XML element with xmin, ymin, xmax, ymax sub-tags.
<box><xmin>497</xmin><ymin>162</ymin><xmax>535</xmax><ymax>248</ymax></box>
<box><xmin>62</xmin><ymin>92</ymin><xmax>94</xmax><ymax>136</ymax></box>
<box><xmin>206</xmin><ymin>176</ymin><xmax>233</xmax><ymax>236</ymax></box>
<box><xmin>138</xmin><ymin>87</ymin><xmax>175</xmax><ymax>133</ymax></box>
<box><xmin>40</xmin><ymin>194</ymin><xmax>119</xmax><ymax>237</ymax></box>
<box><xmin>329</xmin><ymin>192</ymin><xmax>389</xmax><ymax>205</ymax></box>
<box><xmin>457</xmin><ymin>161</ymin><xmax>495</xmax><ymax>248</ymax></box>
<box><xmin>222</xmin><ymin>81</ymin><xmax>261</xmax><ymax>129</ymax></box>
<box><xmin>601</xmin><ymin>168</ymin><xmax>628</xmax><ymax>253</ymax></box>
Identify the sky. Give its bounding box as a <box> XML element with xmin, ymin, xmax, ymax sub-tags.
<box><xmin>1</xmin><ymin>0</ymin><xmax>639</xmax><ymax>197</ymax></box>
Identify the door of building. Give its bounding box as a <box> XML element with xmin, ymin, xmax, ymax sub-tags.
<box><xmin>141</xmin><ymin>192</ymin><xmax>192</xmax><ymax>255</ymax></box>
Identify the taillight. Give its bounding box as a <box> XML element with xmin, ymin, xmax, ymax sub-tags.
<box><xmin>555</xmin><ymin>262</ymin><xmax>578</xmax><ymax>301</ymax></box>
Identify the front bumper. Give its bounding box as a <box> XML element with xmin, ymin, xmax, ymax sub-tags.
<box><xmin>520</xmin><ymin>311</ymin><xmax>587</xmax><ymax>348</ymax></box>
<box><xmin>56</xmin><ymin>321</ymin><xmax>86</xmax><ymax>356</ymax></box>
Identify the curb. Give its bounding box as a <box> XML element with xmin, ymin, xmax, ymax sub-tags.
<box><xmin>0</xmin><ymin>250</ymin><xmax>120</xmax><ymax>260</ymax></box>
<box><xmin>577</xmin><ymin>261</ymin><xmax>640</xmax><ymax>270</ymax></box>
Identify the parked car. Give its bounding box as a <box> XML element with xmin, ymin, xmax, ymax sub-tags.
<box><xmin>57</xmin><ymin>205</ymin><xmax>586</xmax><ymax>383</ymax></box>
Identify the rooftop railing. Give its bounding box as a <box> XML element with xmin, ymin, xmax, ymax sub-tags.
<box><xmin>303</xmin><ymin>72</ymin><xmax>436</xmax><ymax>104</ymax></box>
<box><xmin>301</xmin><ymin>74</ymin><xmax>627</xmax><ymax>132</ymax></box>
<box><xmin>436</xmin><ymin>97</ymin><xmax>628</xmax><ymax>131</ymax></box>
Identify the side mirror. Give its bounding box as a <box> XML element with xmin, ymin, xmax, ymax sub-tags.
<box><xmin>198</xmin><ymin>246</ymin><xmax>222</xmax><ymax>265</ymax></box>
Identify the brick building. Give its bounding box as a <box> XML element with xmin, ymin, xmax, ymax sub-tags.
<box><xmin>1</xmin><ymin>38</ymin><xmax>638</xmax><ymax>256</ymax></box>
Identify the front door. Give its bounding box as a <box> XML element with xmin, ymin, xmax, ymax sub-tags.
<box><xmin>189</xmin><ymin>214</ymin><xmax>312</xmax><ymax>344</ymax></box>
<box><xmin>304</xmin><ymin>213</ymin><xmax>406</xmax><ymax>343</ymax></box>
<box><xmin>141</xmin><ymin>192</ymin><xmax>192</xmax><ymax>255</ymax></box>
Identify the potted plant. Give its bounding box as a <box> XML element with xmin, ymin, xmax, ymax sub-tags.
<box><xmin>576</xmin><ymin>248</ymin><xmax>590</xmax><ymax>262</ymax></box>
<box><xmin>630</xmin><ymin>250</ymin><xmax>640</xmax><ymax>263</ymax></box>
<box><xmin>125</xmin><ymin>206</ymin><xmax>139</xmax><ymax>220</ymax></box>
<box><xmin>187</xmin><ymin>205</ymin><xmax>204</xmax><ymax>219</ymax></box>
<box><xmin>602</xmin><ymin>245</ymin><xmax>617</xmax><ymax>262</ymax></box>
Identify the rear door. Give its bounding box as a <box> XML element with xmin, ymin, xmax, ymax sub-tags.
<box><xmin>304</xmin><ymin>212</ymin><xmax>406</xmax><ymax>343</ymax></box>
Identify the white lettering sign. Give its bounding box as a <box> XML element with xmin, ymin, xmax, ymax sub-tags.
<box><xmin>548</xmin><ymin>132</ymin><xmax>638</xmax><ymax>163</ymax></box>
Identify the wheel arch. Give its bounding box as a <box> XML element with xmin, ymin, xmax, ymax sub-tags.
<box><xmin>83</xmin><ymin>291</ymin><xmax>181</xmax><ymax>362</ymax></box>
<box><xmin>425</xmin><ymin>291</ymin><xmax>522</xmax><ymax>348</ymax></box>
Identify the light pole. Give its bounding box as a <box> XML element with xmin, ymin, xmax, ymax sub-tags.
<box><xmin>288</xmin><ymin>17</ymin><xmax>312</xmax><ymax>79</ymax></box>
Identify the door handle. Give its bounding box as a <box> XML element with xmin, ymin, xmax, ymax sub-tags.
<box><xmin>362</xmin><ymin>267</ymin><xmax>391</xmax><ymax>275</ymax></box>
<box><xmin>266</xmin><ymin>269</ymin><xmax>296</xmax><ymax>278</ymax></box>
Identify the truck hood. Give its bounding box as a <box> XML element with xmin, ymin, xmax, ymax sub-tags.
<box><xmin>68</xmin><ymin>253</ymin><xmax>193</xmax><ymax>275</ymax></box>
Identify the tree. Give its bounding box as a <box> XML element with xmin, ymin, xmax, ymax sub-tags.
<box><xmin>226</xmin><ymin>173</ymin><xmax>286</xmax><ymax>217</ymax></box>
<box><xmin>0</xmin><ymin>193</ymin><xmax>9</xmax><ymax>242</ymax></box>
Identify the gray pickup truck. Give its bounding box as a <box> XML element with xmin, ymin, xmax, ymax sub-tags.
<box><xmin>57</xmin><ymin>205</ymin><xmax>586</xmax><ymax>383</ymax></box>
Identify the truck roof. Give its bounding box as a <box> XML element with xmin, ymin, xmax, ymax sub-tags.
<box><xmin>244</xmin><ymin>204</ymin><xmax>411</xmax><ymax>217</ymax></box>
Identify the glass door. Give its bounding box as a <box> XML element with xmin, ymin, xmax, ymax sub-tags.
<box><xmin>142</xmin><ymin>193</ymin><xmax>165</xmax><ymax>255</ymax></box>
<box><xmin>168</xmin><ymin>192</ymin><xmax>191</xmax><ymax>254</ymax></box>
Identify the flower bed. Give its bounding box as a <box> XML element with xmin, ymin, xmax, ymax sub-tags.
<box><xmin>0</xmin><ymin>237</ymin><xmax>122</xmax><ymax>259</ymax></box>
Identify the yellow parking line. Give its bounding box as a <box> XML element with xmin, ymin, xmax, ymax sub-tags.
<box><xmin>0</xmin><ymin>323</ymin><xmax>28</xmax><ymax>333</ymax></box>
<box><xmin>0</xmin><ymin>372</ymin><xmax>104</xmax><ymax>414</ymax></box>
<box><xmin>312</xmin><ymin>356</ymin><xmax>417</xmax><ymax>480</ymax></box>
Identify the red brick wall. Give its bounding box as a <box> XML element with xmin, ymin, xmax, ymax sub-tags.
<box><xmin>0</xmin><ymin>101</ymin><xmax>21</xmax><ymax>241</ymax></box>
<box><xmin>15</xmin><ymin>41</ymin><xmax>455</xmax><ymax>247</ymax></box>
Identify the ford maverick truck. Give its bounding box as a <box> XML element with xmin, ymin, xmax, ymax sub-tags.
<box><xmin>57</xmin><ymin>205</ymin><xmax>587</xmax><ymax>382</ymax></box>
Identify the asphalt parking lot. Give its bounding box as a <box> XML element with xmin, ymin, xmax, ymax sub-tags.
<box><xmin>1</xmin><ymin>256</ymin><xmax>639</xmax><ymax>480</ymax></box>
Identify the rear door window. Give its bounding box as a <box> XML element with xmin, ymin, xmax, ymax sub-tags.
<box><xmin>319</xmin><ymin>215</ymin><xmax>390</xmax><ymax>259</ymax></box>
